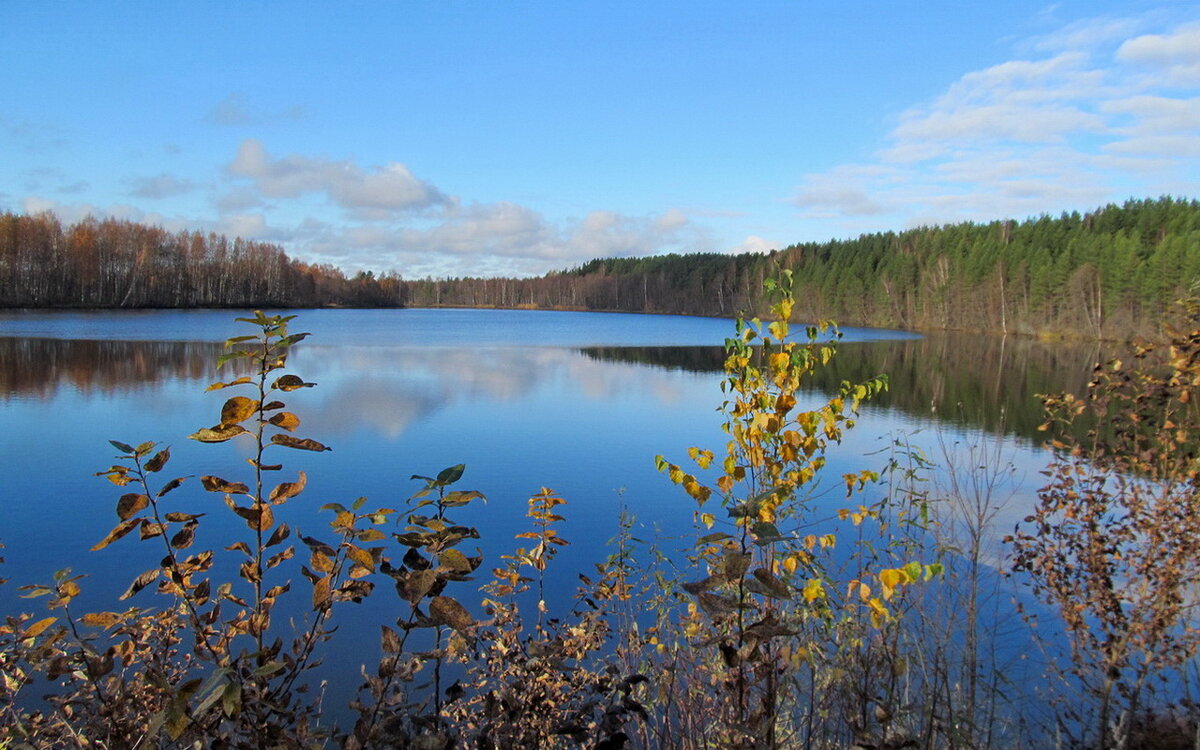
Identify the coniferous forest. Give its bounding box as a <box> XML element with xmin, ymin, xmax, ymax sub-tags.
<box><xmin>407</xmin><ymin>197</ymin><xmax>1200</xmax><ymax>341</ymax></box>
<box><xmin>4</xmin><ymin>196</ymin><xmax>1200</xmax><ymax>340</ymax></box>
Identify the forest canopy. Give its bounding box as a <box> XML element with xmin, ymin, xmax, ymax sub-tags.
<box><xmin>406</xmin><ymin>197</ymin><xmax>1200</xmax><ymax>341</ymax></box>
<box><xmin>0</xmin><ymin>212</ymin><xmax>405</xmax><ymax>308</ymax></box>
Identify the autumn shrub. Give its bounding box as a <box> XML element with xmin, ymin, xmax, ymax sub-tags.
<box><xmin>1009</xmin><ymin>298</ymin><xmax>1200</xmax><ymax>749</ymax></box>
<box><xmin>650</xmin><ymin>271</ymin><xmax>942</xmax><ymax>749</ymax></box>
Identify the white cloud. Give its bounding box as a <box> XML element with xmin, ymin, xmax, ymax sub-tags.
<box><xmin>227</xmin><ymin>139</ymin><xmax>451</xmax><ymax>217</ymax></box>
<box><xmin>1031</xmin><ymin>16</ymin><xmax>1144</xmax><ymax>53</ymax></box>
<box><xmin>1117</xmin><ymin>22</ymin><xmax>1200</xmax><ymax>86</ymax></box>
<box><xmin>729</xmin><ymin>235</ymin><xmax>776</xmax><ymax>255</ymax></box>
<box><xmin>215</xmin><ymin>186</ymin><xmax>268</xmax><ymax>213</ymax></box>
<box><xmin>219</xmin><ymin>212</ymin><xmax>268</xmax><ymax>240</ymax></box>
<box><xmin>791</xmin><ymin>15</ymin><xmax>1200</xmax><ymax>232</ymax></box>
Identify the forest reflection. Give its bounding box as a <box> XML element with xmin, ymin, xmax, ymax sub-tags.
<box><xmin>0</xmin><ymin>337</ymin><xmax>225</xmax><ymax>399</ymax></box>
<box><xmin>2</xmin><ymin>333</ymin><xmax>1119</xmax><ymax>445</ymax></box>
<box><xmin>582</xmin><ymin>333</ymin><xmax>1122</xmax><ymax>443</ymax></box>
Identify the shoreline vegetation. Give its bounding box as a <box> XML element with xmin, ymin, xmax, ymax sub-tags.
<box><xmin>4</xmin><ymin>279</ymin><xmax>1200</xmax><ymax>748</ymax></box>
<box><xmin>3</xmin><ymin>196</ymin><xmax>1199</xmax><ymax>342</ymax></box>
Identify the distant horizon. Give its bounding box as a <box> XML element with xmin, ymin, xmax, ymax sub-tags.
<box><xmin>3</xmin><ymin>3</ymin><xmax>1198</xmax><ymax>279</ymax></box>
<box><xmin>7</xmin><ymin>194</ymin><xmax>1193</xmax><ymax>282</ymax></box>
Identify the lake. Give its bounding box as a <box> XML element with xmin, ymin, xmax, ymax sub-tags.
<box><xmin>0</xmin><ymin>307</ymin><xmax>1112</xmax><ymax>721</ymax></box>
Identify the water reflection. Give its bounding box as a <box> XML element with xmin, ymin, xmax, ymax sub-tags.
<box><xmin>584</xmin><ymin>333</ymin><xmax>1123</xmax><ymax>443</ymax></box>
<box><xmin>0</xmin><ymin>337</ymin><xmax>225</xmax><ymax>399</ymax></box>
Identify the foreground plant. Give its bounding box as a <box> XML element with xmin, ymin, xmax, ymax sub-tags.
<box><xmin>2</xmin><ymin>312</ymin><xmax>405</xmax><ymax>748</ymax></box>
<box><xmin>652</xmin><ymin>270</ymin><xmax>938</xmax><ymax>748</ymax></box>
<box><xmin>1009</xmin><ymin>298</ymin><xmax>1200</xmax><ymax>749</ymax></box>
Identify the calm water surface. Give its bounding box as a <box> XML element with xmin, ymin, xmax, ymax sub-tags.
<box><xmin>0</xmin><ymin>308</ymin><xmax>1109</xmax><ymax>712</ymax></box>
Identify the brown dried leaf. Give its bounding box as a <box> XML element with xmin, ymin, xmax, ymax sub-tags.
<box><xmin>429</xmin><ymin>596</ymin><xmax>475</xmax><ymax>634</ymax></box>
<box><xmin>346</xmin><ymin>545</ymin><xmax>375</xmax><ymax>572</ymax></box>
<box><xmin>80</xmin><ymin>611</ymin><xmax>122</xmax><ymax>629</ymax></box>
<box><xmin>274</xmin><ymin>374</ymin><xmax>316</xmax><ymax>392</ymax></box>
<box><xmin>120</xmin><ymin>569</ymin><xmax>159</xmax><ymax>600</ymax></box>
<box><xmin>220</xmin><ymin>396</ymin><xmax>259</xmax><ymax>427</ymax></box>
<box><xmin>92</xmin><ymin>518</ymin><xmax>141</xmax><ymax>551</ymax></box>
<box><xmin>144</xmin><ymin>447</ymin><xmax>170</xmax><ymax>473</ymax></box>
<box><xmin>206</xmin><ymin>376</ymin><xmax>252</xmax><ymax>392</ymax></box>
<box><xmin>269</xmin><ymin>412</ymin><xmax>301</xmax><ymax>432</ymax></box>
<box><xmin>268</xmin><ymin>472</ymin><xmax>307</xmax><ymax>503</ymax></box>
<box><xmin>313</xmin><ymin>576</ymin><xmax>332</xmax><ymax>611</ymax></box>
<box><xmin>157</xmin><ymin>477</ymin><xmax>188</xmax><ymax>498</ymax></box>
<box><xmin>266</xmin><ymin>522</ymin><xmax>291</xmax><ymax>547</ymax></box>
<box><xmin>267</xmin><ymin>546</ymin><xmax>294</xmax><ymax>569</ymax></box>
<box><xmin>201</xmin><ymin>476</ymin><xmax>249</xmax><ymax>495</ymax></box>
<box><xmin>401</xmin><ymin>569</ymin><xmax>438</xmax><ymax>605</ymax></box>
<box><xmin>381</xmin><ymin>625</ymin><xmax>402</xmax><ymax>654</ymax></box>
<box><xmin>170</xmin><ymin>524</ymin><xmax>196</xmax><ymax>550</ymax></box>
<box><xmin>188</xmin><ymin>424</ymin><xmax>248</xmax><ymax>443</ymax></box>
<box><xmin>751</xmin><ymin>567</ymin><xmax>792</xmax><ymax>599</ymax></box>
<box><xmin>270</xmin><ymin>434</ymin><xmax>331</xmax><ymax>452</ymax></box>
<box><xmin>116</xmin><ymin>493</ymin><xmax>150</xmax><ymax>521</ymax></box>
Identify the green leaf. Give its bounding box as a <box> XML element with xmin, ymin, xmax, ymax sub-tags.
<box><xmin>751</xmin><ymin>521</ymin><xmax>786</xmax><ymax>545</ymax></box>
<box><xmin>436</xmin><ymin>464</ymin><xmax>465</xmax><ymax>485</ymax></box>
<box><xmin>221</xmin><ymin>681</ymin><xmax>242</xmax><ymax>718</ymax></box>
<box><xmin>251</xmin><ymin>661</ymin><xmax>285</xmax><ymax>678</ymax></box>
<box><xmin>109</xmin><ymin>440</ymin><xmax>135</xmax><ymax>454</ymax></box>
<box><xmin>215</xmin><ymin>350</ymin><xmax>253</xmax><ymax>369</ymax></box>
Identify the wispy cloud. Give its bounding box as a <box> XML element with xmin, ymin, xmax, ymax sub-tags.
<box><xmin>790</xmin><ymin>14</ymin><xmax>1200</xmax><ymax>232</ymax></box>
<box><xmin>126</xmin><ymin>173</ymin><xmax>199</xmax><ymax>199</ymax></box>
<box><xmin>206</xmin><ymin>94</ymin><xmax>307</xmax><ymax>126</ymax></box>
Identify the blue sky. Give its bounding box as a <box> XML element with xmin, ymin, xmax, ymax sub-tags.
<box><xmin>2</xmin><ymin>2</ymin><xmax>1198</xmax><ymax>278</ymax></box>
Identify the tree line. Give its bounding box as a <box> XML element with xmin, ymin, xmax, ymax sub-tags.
<box><xmin>5</xmin><ymin>197</ymin><xmax>1199</xmax><ymax>339</ymax></box>
<box><xmin>407</xmin><ymin>196</ymin><xmax>1200</xmax><ymax>340</ymax></box>
<box><xmin>0</xmin><ymin>212</ymin><xmax>407</xmax><ymax>308</ymax></box>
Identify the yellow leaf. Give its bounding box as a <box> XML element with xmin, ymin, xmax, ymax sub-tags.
<box><xmin>700</xmin><ymin>512</ymin><xmax>715</xmax><ymax>529</ymax></box>
<box><xmin>23</xmin><ymin>616</ymin><xmax>57</xmax><ymax>639</ymax></box>
<box><xmin>783</xmin><ymin>556</ymin><xmax>799</xmax><ymax>576</ymax></box>
<box><xmin>802</xmin><ymin>578</ymin><xmax>823</xmax><ymax>602</ymax></box>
